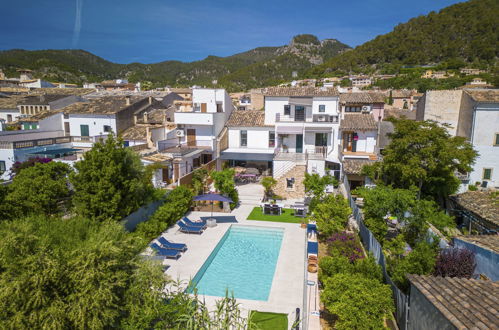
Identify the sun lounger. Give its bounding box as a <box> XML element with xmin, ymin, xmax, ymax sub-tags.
<box><xmin>150</xmin><ymin>243</ymin><xmax>181</xmax><ymax>259</ymax></box>
<box><xmin>158</xmin><ymin>237</ymin><xmax>187</xmax><ymax>251</ymax></box>
<box><xmin>176</xmin><ymin>221</ymin><xmax>204</xmax><ymax>234</ymax></box>
<box><xmin>182</xmin><ymin>217</ymin><xmax>207</xmax><ymax>229</ymax></box>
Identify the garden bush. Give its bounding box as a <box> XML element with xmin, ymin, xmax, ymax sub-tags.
<box><xmin>319</xmin><ymin>254</ymin><xmax>382</xmax><ymax>282</ymax></box>
<box><xmin>326</xmin><ymin>231</ymin><xmax>364</xmax><ymax>262</ymax></box>
<box><xmin>433</xmin><ymin>248</ymin><xmax>476</xmax><ymax>278</ymax></box>
<box><xmin>135</xmin><ymin>186</ymin><xmax>192</xmax><ymax>241</ymax></box>
<box><xmin>211</xmin><ymin>169</ymin><xmax>239</xmax><ymax>209</ymax></box>
<box><xmin>389</xmin><ymin>241</ymin><xmax>439</xmax><ymax>292</ymax></box>
<box><xmin>321</xmin><ymin>273</ymin><xmax>394</xmax><ymax>330</ymax></box>
<box><xmin>312</xmin><ymin>194</ymin><xmax>350</xmax><ymax>237</ymax></box>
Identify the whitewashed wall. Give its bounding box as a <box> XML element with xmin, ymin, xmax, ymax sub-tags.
<box><xmin>39</xmin><ymin>113</ymin><xmax>64</xmax><ymax>131</ymax></box>
<box><xmin>228</xmin><ymin>127</ymin><xmax>274</xmax><ymax>149</ymax></box>
<box><xmin>0</xmin><ymin>109</ymin><xmax>20</xmax><ymax>123</ymax></box>
<box><xmin>67</xmin><ymin>114</ymin><xmax>117</xmax><ymax>136</ymax></box>
<box><xmin>354</xmin><ymin>131</ymin><xmax>377</xmax><ymax>153</ymax></box>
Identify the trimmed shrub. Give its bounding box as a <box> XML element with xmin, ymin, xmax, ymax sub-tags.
<box><xmin>326</xmin><ymin>231</ymin><xmax>364</xmax><ymax>262</ymax></box>
<box><xmin>313</xmin><ymin>194</ymin><xmax>351</xmax><ymax>237</ymax></box>
<box><xmin>135</xmin><ymin>186</ymin><xmax>192</xmax><ymax>241</ymax></box>
<box><xmin>433</xmin><ymin>248</ymin><xmax>476</xmax><ymax>278</ymax></box>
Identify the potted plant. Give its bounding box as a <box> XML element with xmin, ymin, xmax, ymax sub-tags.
<box><xmin>301</xmin><ymin>217</ymin><xmax>309</xmax><ymax>229</ymax></box>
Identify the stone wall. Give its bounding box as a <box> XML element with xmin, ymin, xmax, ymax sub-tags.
<box><xmin>274</xmin><ymin>165</ymin><xmax>306</xmax><ymax>199</ymax></box>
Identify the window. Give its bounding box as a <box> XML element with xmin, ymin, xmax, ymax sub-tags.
<box><xmin>80</xmin><ymin>124</ymin><xmax>90</xmax><ymax>137</ymax></box>
<box><xmin>0</xmin><ymin>161</ymin><xmax>5</xmax><ymax>175</ymax></box>
<box><xmin>240</xmin><ymin>130</ymin><xmax>247</xmax><ymax>147</ymax></box>
<box><xmin>284</xmin><ymin>105</ymin><xmax>291</xmax><ymax>115</ymax></box>
<box><xmin>216</xmin><ymin>103</ymin><xmax>223</xmax><ymax>113</ymax></box>
<box><xmin>494</xmin><ymin>133</ymin><xmax>499</xmax><ymax>146</ymax></box>
<box><xmin>319</xmin><ymin>104</ymin><xmax>326</xmax><ymax>112</ymax></box>
<box><xmin>269</xmin><ymin>132</ymin><xmax>275</xmax><ymax>148</ymax></box>
<box><xmin>103</xmin><ymin>125</ymin><xmax>112</xmax><ymax>133</ymax></box>
<box><xmin>286</xmin><ymin>178</ymin><xmax>295</xmax><ymax>189</ymax></box>
<box><xmin>345</xmin><ymin>106</ymin><xmax>362</xmax><ymax>112</ymax></box>
<box><xmin>315</xmin><ymin>133</ymin><xmax>328</xmax><ymax>146</ymax></box>
<box><xmin>483</xmin><ymin>168</ymin><xmax>492</xmax><ymax>180</ymax></box>
<box><xmin>6</xmin><ymin>114</ymin><xmax>12</xmax><ymax>122</ymax></box>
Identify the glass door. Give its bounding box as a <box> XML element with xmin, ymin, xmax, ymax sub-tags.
<box><xmin>296</xmin><ymin>134</ymin><xmax>303</xmax><ymax>153</ymax></box>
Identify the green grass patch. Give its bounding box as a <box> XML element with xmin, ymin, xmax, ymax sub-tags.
<box><xmin>249</xmin><ymin>311</ymin><xmax>288</xmax><ymax>330</ymax></box>
<box><xmin>246</xmin><ymin>207</ymin><xmax>303</xmax><ymax>223</ymax></box>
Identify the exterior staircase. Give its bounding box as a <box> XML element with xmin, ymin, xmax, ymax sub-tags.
<box><xmin>273</xmin><ymin>160</ymin><xmax>296</xmax><ymax>180</ymax></box>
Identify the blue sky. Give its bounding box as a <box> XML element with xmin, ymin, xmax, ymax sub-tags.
<box><xmin>0</xmin><ymin>0</ymin><xmax>463</xmax><ymax>64</ymax></box>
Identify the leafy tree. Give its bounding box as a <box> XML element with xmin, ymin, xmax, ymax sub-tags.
<box><xmin>192</xmin><ymin>168</ymin><xmax>209</xmax><ymax>195</ymax></box>
<box><xmin>320</xmin><ymin>254</ymin><xmax>382</xmax><ymax>282</ymax></box>
<box><xmin>211</xmin><ymin>169</ymin><xmax>238</xmax><ymax>209</ymax></box>
<box><xmin>388</xmin><ymin>90</ymin><xmax>393</xmax><ymax>105</ymax></box>
<box><xmin>339</xmin><ymin>78</ymin><xmax>351</xmax><ymax>87</ymax></box>
<box><xmin>6</xmin><ymin>161</ymin><xmax>72</xmax><ymax>217</ymax></box>
<box><xmin>140</xmin><ymin>80</ymin><xmax>153</xmax><ymax>91</ymax></box>
<box><xmin>321</xmin><ymin>273</ymin><xmax>394</xmax><ymax>330</ymax></box>
<box><xmin>303</xmin><ymin>173</ymin><xmax>335</xmax><ymax>211</ymax></box>
<box><xmin>363</xmin><ymin>119</ymin><xmax>477</xmax><ymax>204</ymax></box>
<box><xmin>433</xmin><ymin>248</ymin><xmax>476</xmax><ymax>278</ymax></box>
<box><xmin>354</xmin><ymin>185</ymin><xmax>416</xmax><ymax>244</ymax></box>
<box><xmin>325</xmin><ymin>231</ymin><xmax>364</xmax><ymax>262</ymax></box>
<box><xmin>389</xmin><ymin>241</ymin><xmax>439</xmax><ymax>292</ymax></box>
<box><xmin>261</xmin><ymin>176</ymin><xmax>277</xmax><ymax>199</ymax></box>
<box><xmin>70</xmin><ymin>134</ymin><xmax>154</xmax><ymax>221</ymax></box>
<box><xmin>311</xmin><ymin>194</ymin><xmax>350</xmax><ymax>237</ymax></box>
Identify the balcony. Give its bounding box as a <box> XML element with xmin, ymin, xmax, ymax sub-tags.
<box><xmin>174</xmin><ymin>112</ymin><xmax>215</xmax><ymax>125</ymax></box>
<box><xmin>338</xmin><ymin>144</ymin><xmax>378</xmax><ymax>161</ymax></box>
<box><xmin>158</xmin><ymin>140</ymin><xmax>213</xmax><ymax>153</ymax></box>
<box><xmin>275</xmin><ymin>113</ymin><xmax>339</xmax><ymax>124</ymax></box>
<box><xmin>273</xmin><ymin>146</ymin><xmax>328</xmax><ymax>162</ymax></box>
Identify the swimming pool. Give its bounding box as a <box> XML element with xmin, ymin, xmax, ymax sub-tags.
<box><xmin>187</xmin><ymin>225</ymin><xmax>284</xmax><ymax>301</ymax></box>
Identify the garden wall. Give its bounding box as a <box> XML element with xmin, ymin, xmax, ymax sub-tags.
<box><xmin>453</xmin><ymin>238</ymin><xmax>499</xmax><ymax>281</ymax></box>
<box><xmin>121</xmin><ymin>193</ymin><xmax>169</xmax><ymax>231</ymax></box>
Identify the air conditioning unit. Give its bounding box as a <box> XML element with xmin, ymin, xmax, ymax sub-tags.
<box><xmin>317</xmin><ymin>115</ymin><xmax>326</xmax><ymax>122</ymax></box>
<box><xmin>175</xmin><ymin>129</ymin><xmax>185</xmax><ymax>137</ymax></box>
<box><xmin>361</xmin><ymin>105</ymin><xmax>371</xmax><ymax>113</ymax></box>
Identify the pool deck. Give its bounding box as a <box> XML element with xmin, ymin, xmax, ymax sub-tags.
<box><xmin>156</xmin><ymin>202</ymin><xmax>307</xmax><ymax>328</ymax></box>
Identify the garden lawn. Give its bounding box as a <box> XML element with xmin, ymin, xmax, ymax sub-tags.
<box><xmin>246</xmin><ymin>207</ymin><xmax>302</xmax><ymax>223</ymax></box>
<box><xmin>249</xmin><ymin>311</ymin><xmax>288</xmax><ymax>330</ymax></box>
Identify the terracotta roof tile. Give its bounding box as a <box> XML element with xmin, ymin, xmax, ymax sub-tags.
<box><xmin>451</xmin><ymin>191</ymin><xmax>499</xmax><ymax>226</ymax></box>
<box><xmin>340</xmin><ymin>92</ymin><xmax>385</xmax><ymax>104</ymax></box>
<box><xmin>31</xmin><ymin>88</ymin><xmax>95</xmax><ymax>96</ymax></box>
<box><xmin>226</xmin><ymin>110</ymin><xmax>268</xmax><ymax>127</ymax></box>
<box><xmin>18</xmin><ymin>94</ymin><xmax>70</xmax><ymax>105</ymax></box>
<box><xmin>465</xmin><ymin>89</ymin><xmax>499</xmax><ymax>103</ymax></box>
<box><xmin>408</xmin><ymin>275</ymin><xmax>499</xmax><ymax>329</ymax></box>
<box><xmin>0</xmin><ymin>95</ymin><xmax>27</xmax><ymax>109</ymax></box>
<box><xmin>263</xmin><ymin>87</ymin><xmax>339</xmax><ymax>97</ymax></box>
<box><xmin>340</xmin><ymin>113</ymin><xmax>377</xmax><ymax>130</ymax></box>
<box><xmin>456</xmin><ymin>235</ymin><xmax>499</xmax><ymax>254</ymax></box>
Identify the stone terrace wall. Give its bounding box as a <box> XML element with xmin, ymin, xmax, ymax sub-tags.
<box><xmin>274</xmin><ymin>165</ymin><xmax>306</xmax><ymax>200</ymax></box>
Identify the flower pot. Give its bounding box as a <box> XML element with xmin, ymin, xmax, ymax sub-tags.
<box><xmin>308</xmin><ymin>263</ymin><xmax>318</xmax><ymax>273</ymax></box>
<box><xmin>300</xmin><ymin>223</ymin><xmax>307</xmax><ymax>229</ymax></box>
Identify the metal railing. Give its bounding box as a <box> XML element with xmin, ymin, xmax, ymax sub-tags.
<box><xmin>158</xmin><ymin>139</ymin><xmax>213</xmax><ymax>152</ymax></box>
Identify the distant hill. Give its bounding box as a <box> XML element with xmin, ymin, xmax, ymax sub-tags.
<box><xmin>310</xmin><ymin>0</ymin><xmax>499</xmax><ymax>76</ymax></box>
<box><xmin>0</xmin><ymin>34</ymin><xmax>350</xmax><ymax>90</ymax></box>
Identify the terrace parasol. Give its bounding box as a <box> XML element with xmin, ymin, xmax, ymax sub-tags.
<box><xmin>193</xmin><ymin>193</ymin><xmax>233</xmax><ymax>218</ymax></box>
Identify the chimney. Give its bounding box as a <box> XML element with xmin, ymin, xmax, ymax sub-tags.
<box><xmin>146</xmin><ymin>126</ymin><xmax>153</xmax><ymax>149</ymax></box>
<box><xmin>125</xmin><ymin>95</ymin><xmax>131</xmax><ymax>106</ymax></box>
<box><xmin>148</xmin><ymin>96</ymin><xmax>153</xmax><ymax>105</ymax></box>
<box><xmin>133</xmin><ymin>114</ymin><xmax>138</xmax><ymax>125</ymax></box>
<box><xmin>143</xmin><ymin>112</ymin><xmax>148</xmax><ymax>123</ymax></box>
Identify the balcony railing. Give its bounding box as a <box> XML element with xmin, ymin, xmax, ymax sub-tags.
<box><xmin>276</xmin><ymin>113</ymin><xmax>339</xmax><ymax>123</ymax></box>
<box><xmin>158</xmin><ymin>140</ymin><xmax>213</xmax><ymax>152</ymax></box>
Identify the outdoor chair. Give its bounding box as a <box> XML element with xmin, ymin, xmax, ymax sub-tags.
<box><xmin>182</xmin><ymin>217</ymin><xmax>207</xmax><ymax>229</ymax></box>
<box><xmin>263</xmin><ymin>204</ymin><xmax>272</xmax><ymax>215</ymax></box>
<box><xmin>271</xmin><ymin>205</ymin><xmax>281</xmax><ymax>215</ymax></box>
<box><xmin>158</xmin><ymin>237</ymin><xmax>187</xmax><ymax>252</ymax></box>
<box><xmin>176</xmin><ymin>221</ymin><xmax>204</xmax><ymax>234</ymax></box>
<box><xmin>150</xmin><ymin>243</ymin><xmax>181</xmax><ymax>259</ymax></box>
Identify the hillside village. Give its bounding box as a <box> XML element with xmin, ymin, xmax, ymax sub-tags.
<box><xmin>0</xmin><ymin>61</ymin><xmax>498</xmax><ymax>328</ymax></box>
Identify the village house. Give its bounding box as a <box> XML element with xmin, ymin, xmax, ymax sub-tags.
<box><xmin>417</xmin><ymin>89</ymin><xmax>499</xmax><ymax>189</ymax></box>
<box><xmin>349</xmin><ymin>75</ymin><xmax>372</xmax><ymax>88</ymax></box>
<box><xmin>460</xmin><ymin>67</ymin><xmax>487</xmax><ymax>75</ymax></box>
<box><xmin>449</xmin><ymin>191</ymin><xmax>499</xmax><ymax>235</ymax></box>
<box><xmin>339</xmin><ymin>92</ymin><xmax>385</xmax><ymax>121</ymax></box>
<box><xmin>453</xmin><ymin>235</ymin><xmax>499</xmax><ymax>281</ymax></box>
<box><xmin>0</xmin><ymin>94</ymin><xmax>26</xmax><ymax>124</ymax></box>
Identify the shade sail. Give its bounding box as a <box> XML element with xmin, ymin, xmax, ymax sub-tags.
<box><xmin>193</xmin><ymin>193</ymin><xmax>233</xmax><ymax>203</ymax></box>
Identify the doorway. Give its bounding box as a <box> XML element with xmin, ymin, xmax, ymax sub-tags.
<box><xmin>296</xmin><ymin>134</ymin><xmax>303</xmax><ymax>153</ymax></box>
<box><xmin>187</xmin><ymin>129</ymin><xmax>196</xmax><ymax>147</ymax></box>
<box><xmin>343</xmin><ymin>132</ymin><xmax>357</xmax><ymax>152</ymax></box>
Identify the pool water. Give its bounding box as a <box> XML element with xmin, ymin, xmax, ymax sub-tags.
<box><xmin>187</xmin><ymin>225</ymin><xmax>284</xmax><ymax>301</ymax></box>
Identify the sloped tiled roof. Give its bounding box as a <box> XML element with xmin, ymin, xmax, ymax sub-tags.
<box><xmin>457</xmin><ymin>235</ymin><xmax>499</xmax><ymax>254</ymax></box>
<box><xmin>389</xmin><ymin>90</ymin><xmax>413</xmax><ymax>98</ymax></box>
<box><xmin>407</xmin><ymin>275</ymin><xmax>499</xmax><ymax>329</ymax></box>
<box><xmin>451</xmin><ymin>191</ymin><xmax>499</xmax><ymax>226</ymax></box>
<box><xmin>465</xmin><ymin>89</ymin><xmax>499</xmax><ymax>103</ymax></box>
<box><xmin>120</xmin><ymin>125</ymin><xmax>148</xmax><ymax>140</ymax></box>
<box><xmin>263</xmin><ymin>87</ymin><xmax>339</xmax><ymax>97</ymax></box>
<box><xmin>340</xmin><ymin>92</ymin><xmax>385</xmax><ymax>104</ymax></box>
<box><xmin>19</xmin><ymin>94</ymin><xmax>69</xmax><ymax>105</ymax></box>
<box><xmin>384</xmin><ymin>108</ymin><xmax>417</xmax><ymax>120</ymax></box>
<box><xmin>0</xmin><ymin>95</ymin><xmax>27</xmax><ymax>109</ymax></box>
<box><xmin>226</xmin><ymin>110</ymin><xmax>268</xmax><ymax>127</ymax></box>
<box><xmin>31</xmin><ymin>88</ymin><xmax>95</xmax><ymax>96</ymax></box>
<box><xmin>342</xmin><ymin>159</ymin><xmax>375</xmax><ymax>175</ymax></box>
<box><xmin>340</xmin><ymin>113</ymin><xmax>377</xmax><ymax>130</ymax></box>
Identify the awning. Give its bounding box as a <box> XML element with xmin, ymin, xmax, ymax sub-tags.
<box><xmin>289</xmin><ymin>97</ymin><xmax>313</xmax><ymax>106</ymax></box>
<box><xmin>305</xmin><ymin>126</ymin><xmax>333</xmax><ymax>132</ymax></box>
<box><xmin>276</xmin><ymin>126</ymin><xmax>304</xmax><ymax>134</ymax></box>
<box><xmin>29</xmin><ymin>148</ymin><xmax>81</xmax><ymax>155</ymax></box>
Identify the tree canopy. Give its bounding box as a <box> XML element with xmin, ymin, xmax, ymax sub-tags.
<box><xmin>363</xmin><ymin>118</ymin><xmax>477</xmax><ymax>204</ymax></box>
<box><xmin>70</xmin><ymin>134</ymin><xmax>154</xmax><ymax>221</ymax></box>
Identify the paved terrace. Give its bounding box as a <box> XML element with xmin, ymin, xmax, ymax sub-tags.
<box><xmin>153</xmin><ymin>184</ymin><xmax>307</xmax><ymax>328</ymax></box>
